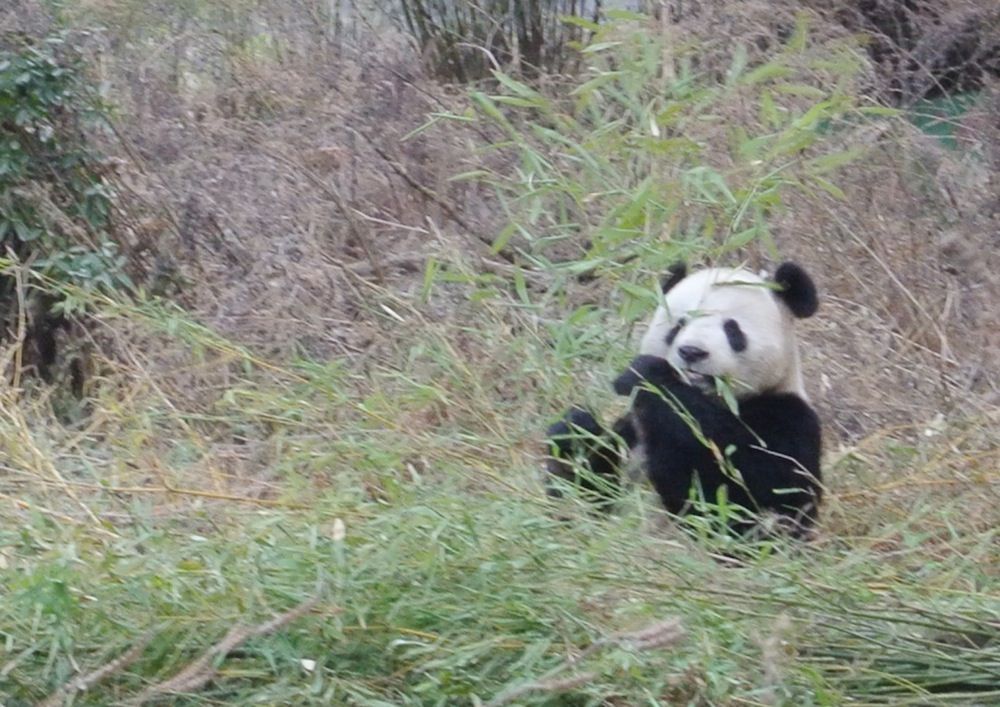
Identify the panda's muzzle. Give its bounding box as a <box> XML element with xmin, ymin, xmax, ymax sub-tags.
<box><xmin>677</xmin><ymin>345</ymin><xmax>709</xmax><ymax>364</ymax></box>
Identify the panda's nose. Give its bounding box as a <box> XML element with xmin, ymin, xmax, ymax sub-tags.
<box><xmin>678</xmin><ymin>345</ymin><xmax>708</xmax><ymax>364</ymax></box>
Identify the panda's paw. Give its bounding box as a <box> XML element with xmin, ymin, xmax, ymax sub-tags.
<box><xmin>546</xmin><ymin>407</ymin><xmax>604</xmax><ymax>448</ymax></box>
<box><xmin>544</xmin><ymin>407</ymin><xmax>603</xmax><ymax>487</ymax></box>
<box><xmin>544</xmin><ymin>407</ymin><xmax>623</xmax><ymax>511</ymax></box>
<box><xmin>613</xmin><ymin>355</ymin><xmax>676</xmax><ymax>396</ymax></box>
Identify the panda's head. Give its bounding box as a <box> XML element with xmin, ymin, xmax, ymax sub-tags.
<box><xmin>638</xmin><ymin>262</ymin><xmax>818</xmax><ymax>400</ymax></box>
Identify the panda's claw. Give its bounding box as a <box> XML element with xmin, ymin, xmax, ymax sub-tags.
<box><xmin>544</xmin><ymin>407</ymin><xmax>626</xmax><ymax>510</ymax></box>
<box><xmin>613</xmin><ymin>355</ymin><xmax>676</xmax><ymax>395</ymax></box>
<box><xmin>547</xmin><ymin>407</ymin><xmax>602</xmax><ymax>440</ymax></box>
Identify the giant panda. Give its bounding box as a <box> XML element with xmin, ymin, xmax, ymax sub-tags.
<box><xmin>545</xmin><ymin>261</ymin><xmax>823</xmax><ymax>538</ymax></box>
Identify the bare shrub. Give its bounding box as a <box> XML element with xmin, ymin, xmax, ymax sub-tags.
<box><xmin>832</xmin><ymin>0</ymin><xmax>1000</xmax><ymax>104</ymax></box>
<box><xmin>35</xmin><ymin>0</ymin><xmax>509</xmax><ymax>360</ymax></box>
<box><xmin>394</xmin><ymin>0</ymin><xmax>601</xmax><ymax>81</ymax></box>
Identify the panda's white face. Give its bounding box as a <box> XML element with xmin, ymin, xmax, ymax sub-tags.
<box><xmin>639</xmin><ymin>267</ymin><xmax>807</xmax><ymax>400</ymax></box>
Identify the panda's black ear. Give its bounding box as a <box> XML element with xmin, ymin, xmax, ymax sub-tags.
<box><xmin>773</xmin><ymin>262</ymin><xmax>818</xmax><ymax>318</ymax></box>
<box><xmin>660</xmin><ymin>262</ymin><xmax>687</xmax><ymax>293</ymax></box>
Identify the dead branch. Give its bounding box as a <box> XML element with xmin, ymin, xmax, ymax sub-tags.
<box><xmin>345</xmin><ymin>125</ymin><xmax>518</xmax><ymax>265</ymax></box>
<box><xmin>485</xmin><ymin>617</ymin><xmax>684</xmax><ymax>707</ymax></box>
<box><xmin>39</xmin><ymin>631</ymin><xmax>155</xmax><ymax>707</ymax></box>
<box><xmin>129</xmin><ymin>596</ymin><xmax>321</xmax><ymax>705</ymax></box>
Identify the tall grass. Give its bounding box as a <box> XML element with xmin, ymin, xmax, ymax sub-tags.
<box><xmin>416</xmin><ymin>10</ymin><xmax>887</xmax><ymax>322</ymax></box>
<box><xmin>1</xmin><ymin>284</ymin><xmax>997</xmax><ymax>704</ymax></box>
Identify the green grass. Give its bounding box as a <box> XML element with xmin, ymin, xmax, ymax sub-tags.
<box><xmin>1</xmin><ymin>293</ymin><xmax>997</xmax><ymax>706</ymax></box>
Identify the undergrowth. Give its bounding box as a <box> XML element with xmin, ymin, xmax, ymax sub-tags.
<box><xmin>0</xmin><ymin>33</ymin><xmax>132</xmax><ymax>297</ymax></box>
<box><xmin>1</xmin><ymin>288</ymin><xmax>997</xmax><ymax>705</ymax></box>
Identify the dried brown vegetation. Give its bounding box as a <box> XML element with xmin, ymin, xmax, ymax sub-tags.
<box><xmin>3</xmin><ymin>0</ymin><xmax>996</xmax><ymax>536</ymax></box>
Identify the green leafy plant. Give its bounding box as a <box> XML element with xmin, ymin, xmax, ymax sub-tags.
<box><xmin>0</xmin><ymin>32</ymin><xmax>132</xmax><ymax>299</ymax></box>
<box><xmin>430</xmin><ymin>11</ymin><xmax>876</xmax><ymax>306</ymax></box>
<box><xmin>0</xmin><ymin>32</ymin><xmax>132</xmax><ymax>387</ymax></box>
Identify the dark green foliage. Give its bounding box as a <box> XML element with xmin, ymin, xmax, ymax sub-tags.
<box><xmin>0</xmin><ymin>32</ymin><xmax>131</xmax><ymax>381</ymax></box>
<box><xmin>0</xmin><ymin>33</ymin><xmax>131</xmax><ymax>293</ymax></box>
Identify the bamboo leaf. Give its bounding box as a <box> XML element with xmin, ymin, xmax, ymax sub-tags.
<box><xmin>560</xmin><ymin>16</ymin><xmax>600</xmax><ymax>32</ymax></box>
<box><xmin>787</xmin><ymin>12</ymin><xmax>810</xmax><ymax>52</ymax></box>
<box><xmin>807</xmin><ymin>147</ymin><xmax>864</xmax><ymax>174</ymax></box>
<box><xmin>811</xmin><ymin>176</ymin><xmax>846</xmax><ymax>200</ymax></box>
<box><xmin>773</xmin><ymin>83</ymin><xmax>827</xmax><ymax>99</ymax></box>
<box><xmin>420</xmin><ymin>257</ymin><xmax>438</xmax><ymax>301</ymax></box>
<box><xmin>759</xmin><ymin>90</ymin><xmax>781</xmax><ymax>128</ymax></box>
<box><xmin>582</xmin><ymin>41</ymin><xmax>622</xmax><ymax>54</ymax></box>
<box><xmin>726</xmin><ymin>226</ymin><xmax>759</xmax><ymax>248</ymax></box>
<box><xmin>726</xmin><ymin>45</ymin><xmax>748</xmax><ymax>85</ymax></box>
<box><xmin>491</xmin><ymin>222</ymin><xmax>517</xmax><ymax>253</ymax></box>
<box><xmin>858</xmin><ymin>105</ymin><xmax>901</xmax><ymax>117</ymax></box>
<box><xmin>513</xmin><ymin>267</ymin><xmax>530</xmax><ymax>304</ymax></box>
<box><xmin>743</xmin><ymin>63</ymin><xmax>793</xmax><ymax>85</ymax></box>
<box><xmin>493</xmin><ymin>95</ymin><xmax>543</xmax><ymax>108</ymax></box>
<box><xmin>448</xmin><ymin>170</ymin><xmax>493</xmax><ymax>182</ymax></box>
<box><xmin>570</xmin><ymin>70</ymin><xmax>623</xmax><ymax>98</ymax></box>
<box><xmin>619</xmin><ymin>281</ymin><xmax>658</xmax><ymax>306</ymax></box>
<box><xmin>605</xmin><ymin>9</ymin><xmax>647</xmax><ymax>21</ymax></box>
<box><xmin>492</xmin><ymin>71</ymin><xmax>543</xmax><ymax>100</ymax></box>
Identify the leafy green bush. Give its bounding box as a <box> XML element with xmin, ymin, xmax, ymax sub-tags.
<box><xmin>0</xmin><ymin>33</ymin><xmax>131</xmax><ymax>295</ymax></box>
<box><xmin>428</xmin><ymin>11</ymin><xmax>887</xmax><ymax>316</ymax></box>
<box><xmin>0</xmin><ymin>32</ymin><xmax>131</xmax><ymax>382</ymax></box>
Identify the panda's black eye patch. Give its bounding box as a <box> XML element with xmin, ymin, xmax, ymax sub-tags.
<box><xmin>724</xmin><ymin>319</ymin><xmax>747</xmax><ymax>352</ymax></box>
<box><xmin>665</xmin><ymin>317</ymin><xmax>687</xmax><ymax>345</ymax></box>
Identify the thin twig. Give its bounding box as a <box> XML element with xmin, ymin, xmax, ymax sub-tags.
<box><xmin>257</xmin><ymin>144</ymin><xmax>386</xmax><ymax>285</ymax></box>
<box><xmin>485</xmin><ymin>618</ymin><xmax>684</xmax><ymax>707</ymax></box>
<box><xmin>39</xmin><ymin>632</ymin><xmax>155</xmax><ymax>707</ymax></box>
<box><xmin>345</xmin><ymin>125</ymin><xmax>517</xmax><ymax>264</ymax></box>
<box><xmin>129</xmin><ymin>596</ymin><xmax>321</xmax><ymax>705</ymax></box>
<box><xmin>7</xmin><ymin>476</ymin><xmax>312</xmax><ymax>509</ymax></box>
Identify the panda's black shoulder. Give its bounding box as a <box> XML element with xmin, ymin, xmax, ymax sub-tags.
<box><xmin>737</xmin><ymin>392</ymin><xmax>822</xmax><ymax>473</ymax></box>
<box><xmin>739</xmin><ymin>392</ymin><xmax>820</xmax><ymax>433</ymax></box>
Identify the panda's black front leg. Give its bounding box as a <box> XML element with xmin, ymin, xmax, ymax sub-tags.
<box><xmin>544</xmin><ymin>407</ymin><xmax>636</xmax><ymax>510</ymax></box>
<box><xmin>613</xmin><ymin>355</ymin><xmax>747</xmax><ymax>516</ymax></box>
<box><xmin>612</xmin><ymin>354</ymin><xmax>679</xmax><ymax>397</ymax></box>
